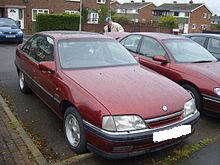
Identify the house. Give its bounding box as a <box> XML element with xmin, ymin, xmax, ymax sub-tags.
<box><xmin>112</xmin><ymin>0</ymin><xmax>156</xmax><ymax>24</ymax></box>
<box><xmin>0</xmin><ymin>0</ymin><xmax>111</xmax><ymax>32</ymax></box>
<box><xmin>153</xmin><ymin>1</ymin><xmax>212</xmax><ymax>33</ymax></box>
<box><xmin>211</xmin><ymin>15</ymin><xmax>220</xmax><ymax>25</ymax></box>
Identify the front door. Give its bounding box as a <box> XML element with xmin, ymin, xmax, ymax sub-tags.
<box><xmin>7</xmin><ymin>8</ymin><xmax>24</xmax><ymax>29</ymax></box>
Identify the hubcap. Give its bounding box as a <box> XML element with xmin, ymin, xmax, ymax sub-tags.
<box><xmin>19</xmin><ymin>72</ymin><xmax>25</xmax><ymax>89</ymax></box>
<box><xmin>65</xmin><ymin>114</ymin><xmax>80</xmax><ymax>147</ymax></box>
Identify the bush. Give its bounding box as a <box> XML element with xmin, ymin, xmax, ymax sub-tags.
<box><xmin>36</xmin><ymin>13</ymin><xmax>80</xmax><ymax>32</ymax></box>
<box><xmin>159</xmin><ymin>15</ymin><xmax>178</xmax><ymax>28</ymax></box>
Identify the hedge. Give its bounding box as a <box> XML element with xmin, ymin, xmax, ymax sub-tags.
<box><xmin>36</xmin><ymin>13</ymin><xmax>80</xmax><ymax>32</ymax></box>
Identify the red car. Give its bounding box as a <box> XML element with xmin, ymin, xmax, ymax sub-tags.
<box><xmin>15</xmin><ymin>31</ymin><xmax>199</xmax><ymax>159</ymax></box>
<box><xmin>115</xmin><ymin>32</ymin><xmax>220</xmax><ymax>116</ymax></box>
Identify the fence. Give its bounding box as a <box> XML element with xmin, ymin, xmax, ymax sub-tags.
<box><xmin>82</xmin><ymin>23</ymin><xmax>172</xmax><ymax>34</ymax></box>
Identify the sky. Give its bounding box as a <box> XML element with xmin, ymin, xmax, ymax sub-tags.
<box><xmin>117</xmin><ymin>0</ymin><xmax>220</xmax><ymax>15</ymax></box>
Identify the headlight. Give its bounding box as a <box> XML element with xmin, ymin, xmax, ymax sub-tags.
<box><xmin>0</xmin><ymin>31</ymin><xmax>2</xmax><ymax>34</ymax></box>
<box><xmin>18</xmin><ymin>31</ymin><xmax>23</xmax><ymax>34</ymax></box>
<box><xmin>214</xmin><ymin>88</ymin><xmax>220</xmax><ymax>96</ymax></box>
<box><xmin>102</xmin><ymin>115</ymin><xmax>147</xmax><ymax>132</ymax></box>
<box><xmin>183</xmin><ymin>99</ymin><xmax>197</xmax><ymax>118</ymax></box>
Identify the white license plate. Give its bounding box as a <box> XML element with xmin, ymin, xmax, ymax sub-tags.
<box><xmin>6</xmin><ymin>35</ymin><xmax>16</xmax><ymax>38</ymax></box>
<box><xmin>153</xmin><ymin>125</ymin><xmax>191</xmax><ymax>142</ymax></box>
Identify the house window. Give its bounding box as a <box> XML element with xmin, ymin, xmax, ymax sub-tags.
<box><xmin>201</xmin><ymin>24</ymin><xmax>208</xmax><ymax>30</ymax></box>
<box><xmin>185</xmin><ymin>12</ymin><xmax>189</xmax><ymax>17</ymax></box>
<box><xmin>87</xmin><ymin>12</ymin><xmax>99</xmax><ymax>24</ymax></box>
<box><xmin>174</xmin><ymin>12</ymin><xmax>179</xmax><ymax>16</ymax></box>
<box><xmin>127</xmin><ymin>9</ymin><xmax>137</xmax><ymax>14</ymax></box>
<box><xmin>192</xmin><ymin>24</ymin><xmax>196</xmax><ymax>29</ymax></box>
<box><xmin>208</xmin><ymin>14</ymin><xmax>211</xmax><ymax>19</ymax></box>
<box><xmin>32</xmin><ymin>9</ymin><xmax>49</xmax><ymax>21</ymax></box>
<box><xmin>65</xmin><ymin>10</ymin><xmax>80</xmax><ymax>14</ymax></box>
<box><xmin>97</xmin><ymin>0</ymin><xmax>105</xmax><ymax>4</ymax></box>
<box><xmin>203</xmin><ymin>13</ymin><xmax>207</xmax><ymax>18</ymax></box>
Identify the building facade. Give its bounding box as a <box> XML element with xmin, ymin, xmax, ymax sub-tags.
<box><xmin>0</xmin><ymin>0</ymin><xmax>110</xmax><ymax>32</ymax></box>
<box><xmin>153</xmin><ymin>1</ymin><xmax>212</xmax><ymax>33</ymax></box>
<box><xmin>112</xmin><ymin>0</ymin><xmax>156</xmax><ymax>24</ymax></box>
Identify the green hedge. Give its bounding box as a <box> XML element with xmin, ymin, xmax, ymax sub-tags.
<box><xmin>36</xmin><ymin>13</ymin><xmax>80</xmax><ymax>32</ymax></box>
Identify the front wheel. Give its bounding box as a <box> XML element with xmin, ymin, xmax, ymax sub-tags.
<box><xmin>181</xmin><ymin>84</ymin><xmax>202</xmax><ymax>111</ymax></box>
<box><xmin>64</xmin><ymin>106</ymin><xmax>87</xmax><ymax>154</ymax></box>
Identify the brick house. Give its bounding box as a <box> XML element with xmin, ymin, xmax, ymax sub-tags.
<box><xmin>211</xmin><ymin>16</ymin><xmax>220</xmax><ymax>25</ymax></box>
<box><xmin>153</xmin><ymin>1</ymin><xmax>212</xmax><ymax>33</ymax></box>
<box><xmin>0</xmin><ymin>0</ymin><xmax>111</xmax><ymax>32</ymax></box>
<box><xmin>112</xmin><ymin>0</ymin><xmax>156</xmax><ymax>24</ymax></box>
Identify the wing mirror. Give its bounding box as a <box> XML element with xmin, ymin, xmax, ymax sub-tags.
<box><xmin>152</xmin><ymin>55</ymin><xmax>168</xmax><ymax>63</ymax></box>
<box><xmin>38</xmin><ymin>61</ymin><xmax>55</xmax><ymax>73</ymax></box>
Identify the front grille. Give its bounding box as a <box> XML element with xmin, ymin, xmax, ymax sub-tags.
<box><xmin>3</xmin><ymin>32</ymin><xmax>17</xmax><ymax>35</ymax></box>
<box><xmin>145</xmin><ymin>110</ymin><xmax>183</xmax><ymax>129</ymax></box>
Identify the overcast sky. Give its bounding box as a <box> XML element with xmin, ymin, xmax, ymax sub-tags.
<box><xmin>117</xmin><ymin>0</ymin><xmax>220</xmax><ymax>15</ymax></box>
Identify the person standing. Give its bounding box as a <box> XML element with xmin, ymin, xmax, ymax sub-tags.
<box><xmin>104</xmin><ymin>17</ymin><xmax>124</xmax><ymax>32</ymax></box>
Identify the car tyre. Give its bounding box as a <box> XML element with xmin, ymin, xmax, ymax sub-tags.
<box><xmin>19</xmin><ymin>70</ymin><xmax>31</xmax><ymax>94</ymax></box>
<box><xmin>182</xmin><ymin>84</ymin><xmax>202</xmax><ymax>112</ymax></box>
<box><xmin>64</xmin><ymin>106</ymin><xmax>87</xmax><ymax>154</ymax></box>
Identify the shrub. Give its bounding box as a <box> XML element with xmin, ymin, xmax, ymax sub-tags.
<box><xmin>36</xmin><ymin>13</ymin><xmax>80</xmax><ymax>32</ymax></box>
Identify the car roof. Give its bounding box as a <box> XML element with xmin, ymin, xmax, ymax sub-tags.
<box><xmin>183</xmin><ymin>33</ymin><xmax>220</xmax><ymax>38</ymax></box>
<box><xmin>131</xmin><ymin>32</ymin><xmax>188</xmax><ymax>40</ymax></box>
<box><xmin>37</xmin><ymin>31</ymin><xmax>114</xmax><ymax>40</ymax></box>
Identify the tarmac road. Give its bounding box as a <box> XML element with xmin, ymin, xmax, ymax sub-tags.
<box><xmin>0</xmin><ymin>43</ymin><xmax>219</xmax><ymax>165</ymax></box>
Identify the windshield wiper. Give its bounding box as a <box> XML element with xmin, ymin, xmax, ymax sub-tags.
<box><xmin>192</xmin><ymin>60</ymin><xmax>213</xmax><ymax>63</ymax></box>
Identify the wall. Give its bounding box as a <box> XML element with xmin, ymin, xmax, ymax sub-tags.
<box><xmin>189</xmin><ymin>5</ymin><xmax>211</xmax><ymax>33</ymax></box>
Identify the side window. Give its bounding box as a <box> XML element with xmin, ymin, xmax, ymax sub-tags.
<box><xmin>23</xmin><ymin>35</ymin><xmax>54</xmax><ymax>62</ymax></box>
<box><xmin>190</xmin><ymin>36</ymin><xmax>206</xmax><ymax>46</ymax></box>
<box><xmin>120</xmin><ymin>35</ymin><xmax>141</xmax><ymax>53</ymax></box>
<box><xmin>139</xmin><ymin>37</ymin><xmax>166</xmax><ymax>57</ymax></box>
<box><xmin>207</xmin><ymin>38</ymin><xmax>220</xmax><ymax>54</ymax></box>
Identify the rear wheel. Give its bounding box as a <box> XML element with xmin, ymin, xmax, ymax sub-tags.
<box><xmin>64</xmin><ymin>106</ymin><xmax>87</xmax><ymax>154</ymax></box>
<box><xmin>181</xmin><ymin>84</ymin><xmax>202</xmax><ymax>111</ymax></box>
<box><xmin>19</xmin><ymin>70</ymin><xmax>31</xmax><ymax>94</ymax></box>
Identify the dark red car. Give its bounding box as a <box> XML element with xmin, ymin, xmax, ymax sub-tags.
<box><xmin>115</xmin><ymin>32</ymin><xmax>220</xmax><ymax>116</ymax></box>
<box><xmin>15</xmin><ymin>31</ymin><xmax>199</xmax><ymax>159</ymax></box>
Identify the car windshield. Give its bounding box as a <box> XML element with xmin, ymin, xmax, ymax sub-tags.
<box><xmin>58</xmin><ymin>38</ymin><xmax>138</xmax><ymax>69</ymax></box>
<box><xmin>163</xmin><ymin>39</ymin><xmax>217</xmax><ymax>63</ymax></box>
<box><xmin>0</xmin><ymin>19</ymin><xmax>17</xmax><ymax>27</ymax></box>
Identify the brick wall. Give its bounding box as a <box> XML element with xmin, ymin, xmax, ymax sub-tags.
<box><xmin>189</xmin><ymin>5</ymin><xmax>211</xmax><ymax>33</ymax></box>
<box><xmin>138</xmin><ymin>3</ymin><xmax>156</xmax><ymax>23</ymax></box>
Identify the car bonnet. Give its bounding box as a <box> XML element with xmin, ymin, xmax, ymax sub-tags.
<box><xmin>63</xmin><ymin>65</ymin><xmax>191</xmax><ymax>119</ymax></box>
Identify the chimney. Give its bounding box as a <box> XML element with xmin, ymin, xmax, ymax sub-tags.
<box><xmin>131</xmin><ymin>0</ymin><xmax>134</xmax><ymax>3</ymax></box>
<box><xmin>189</xmin><ymin>0</ymin><xmax>193</xmax><ymax>4</ymax></box>
<box><xmin>142</xmin><ymin>0</ymin><xmax>145</xmax><ymax>3</ymax></box>
<box><xmin>173</xmin><ymin>1</ymin><xmax>177</xmax><ymax>4</ymax></box>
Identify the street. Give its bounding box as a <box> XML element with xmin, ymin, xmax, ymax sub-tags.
<box><xmin>0</xmin><ymin>43</ymin><xmax>219</xmax><ymax>165</ymax></box>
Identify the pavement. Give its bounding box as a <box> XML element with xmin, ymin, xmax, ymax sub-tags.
<box><xmin>0</xmin><ymin>94</ymin><xmax>93</xmax><ymax>165</ymax></box>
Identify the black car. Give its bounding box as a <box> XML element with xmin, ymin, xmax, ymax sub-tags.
<box><xmin>183</xmin><ymin>33</ymin><xmax>220</xmax><ymax>60</ymax></box>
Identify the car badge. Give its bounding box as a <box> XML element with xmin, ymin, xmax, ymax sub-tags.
<box><xmin>162</xmin><ymin>106</ymin><xmax>168</xmax><ymax>112</ymax></box>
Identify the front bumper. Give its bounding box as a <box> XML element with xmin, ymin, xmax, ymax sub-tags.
<box><xmin>0</xmin><ymin>34</ymin><xmax>23</xmax><ymax>43</ymax></box>
<box><xmin>83</xmin><ymin>110</ymin><xmax>200</xmax><ymax>159</ymax></box>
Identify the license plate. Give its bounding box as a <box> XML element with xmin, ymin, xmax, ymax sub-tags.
<box><xmin>6</xmin><ymin>35</ymin><xmax>16</xmax><ymax>38</ymax></box>
<box><xmin>153</xmin><ymin>125</ymin><xmax>191</xmax><ymax>142</ymax></box>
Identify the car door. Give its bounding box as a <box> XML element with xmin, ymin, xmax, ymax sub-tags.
<box><xmin>21</xmin><ymin>34</ymin><xmax>59</xmax><ymax>111</ymax></box>
<box><xmin>32</xmin><ymin>35</ymin><xmax>60</xmax><ymax>111</ymax></box>
<box><xmin>135</xmin><ymin>36</ymin><xmax>172</xmax><ymax>76</ymax></box>
<box><xmin>206</xmin><ymin>37</ymin><xmax>220</xmax><ymax>60</ymax></box>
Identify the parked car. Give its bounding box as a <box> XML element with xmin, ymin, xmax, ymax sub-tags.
<box><xmin>183</xmin><ymin>33</ymin><xmax>220</xmax><ymax>60</ymax></box>
<box><xmin>0</xmin><ymin>17</ymin><xmax>23</xmax><ymax>44</ymax></box>
<box><xmin>111</xmin><ymin>32</ymin><xmax>220</xmax><ymax>116</ymax></box>
<box><xmin>15</xmin><ymin>31</ymin><xmax>199</xmax><ymax>159</ymax></box>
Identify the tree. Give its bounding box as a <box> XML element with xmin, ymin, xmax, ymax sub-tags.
<box><xmin>159</xmin><ymin>15</ymin><xmax>178</xmax><ymax>28</ymax></box>
<box><xmin>98</xmin><ymin>5</ymin><xmax>109</xmax><ymax>23</ymax></box>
